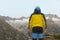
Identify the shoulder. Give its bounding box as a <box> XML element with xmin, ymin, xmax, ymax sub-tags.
<box><xmin>29</xmin><ymin>13</ymin><xmax>34</xmax><ymax>20</ymax></box>
<box><xmin>40</xmin><ymin>13</ymin><xmax>44</xmax><ymax>15</ymax></box>
<box><xmin>30</xmin><ymin>13</ymin><xmax>35</xmax><ymax>17</ymax></box>
<box><xmin>40</xmin><ymin>13</ymin><xmax>45</xmax><ymax>17</ymax></box>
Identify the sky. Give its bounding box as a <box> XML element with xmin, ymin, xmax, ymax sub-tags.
<box><xmin>0</xmin><ymin>0</ymin><xmax>60</xmax><ymax>18</ymax></box>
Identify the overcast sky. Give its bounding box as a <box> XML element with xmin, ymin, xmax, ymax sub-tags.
<box><xmin>0</xmin><ymin>0</ymin><xmax>60</xmax><ymax>18</ymax></box>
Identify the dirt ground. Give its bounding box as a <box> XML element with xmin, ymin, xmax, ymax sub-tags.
<box><xmin>44</xmin><ymin>36</ymin><xmax>60</xmax><ymax>40</ymax></box>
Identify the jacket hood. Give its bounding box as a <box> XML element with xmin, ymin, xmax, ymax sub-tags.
<box><xmin>34</xmin><ymin>7</ymin><xmax>41</xmax><ymax>13</ymax></box>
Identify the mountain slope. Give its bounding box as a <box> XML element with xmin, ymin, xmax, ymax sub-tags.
<box><xmin>46</xmin><ymin>14</ymin><xmax>60</xmax><ymax>27</ymax></box>
<box><xmin>0</xmin><ymin>20</ymin><xmax>28</xmax><ymax>40</ymax></box>
<box><xmin>46</xmin><ymin>19</ymin><xmax>60</xmax><ymax>34</ymax></box>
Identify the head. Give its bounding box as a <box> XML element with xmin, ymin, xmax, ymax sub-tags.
<box><xmin>34</xmin><ymin>7</ymin><xmax>41</xmax><ymax>13</ymax></box>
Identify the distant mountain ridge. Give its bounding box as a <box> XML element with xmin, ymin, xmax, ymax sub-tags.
<box><xmin>45</xmin><ymin>14</ymin><xmax>60</xmax><ymax>18</ymax></box>
<box><xmin>0</xmin><ymin>14</ymin><xmax>60</xmax><ymax>20</ymax></box>
<box><xmin>46</xmin><ymin>14</ymin><xmax>60</xmax><ymax>27</ymax></box>
<box><xmin>0</xmin><ymin>15</ymin><xmax>13</xmax><ymax>21</ymax></box>
<box><xmin>0</xmin><ymin>14</ymin><xmax>60</xmax><ymax>34</ymax></box>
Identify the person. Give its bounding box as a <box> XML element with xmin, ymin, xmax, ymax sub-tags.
<box><xmin>29</xmin><ymin>7</ymin><xmax>47</xmax><ymax>40</ymax></box>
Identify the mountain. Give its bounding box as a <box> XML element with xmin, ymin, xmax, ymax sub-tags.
<box><xmin>5</xmin><ymin>14</ymin><xmax>60</xmax><ymax>35</ymax></box>
<box><xmin>5</xmin><ymin>19</ymin><xmax>29</xmax><ymax>38</ymax></box>
<box><xmin>46</xmin><ymin>14</ymin><xmax>60</xmax><ymax>27</ymax></box>
<box><xmin>46</xmin><ymin>19</ymin><xmax>60</xmax><ymax>34</ymax></box>
<box><xmin>45</xmin><ymin>14</ymin><xmax>60</xmax><ymax>19</ymax></box>
<box><xmin>0</xmin><ymin>15</ymin><xmax>13</xmax><ymax>21</ymax></box>
<box><xmin>0</xmin><ymin>19</ymin><xmax>28</xmax><ymax>40</ymax></box>
<box><xmin>0</xmin><ymin>14</ymin><xmax>60</xmax><ymax>40</ymax></box>
<box><xmin>0</xmin><ymin>14</ymin><xmax>60</xmax><ymax>34</ymax></box>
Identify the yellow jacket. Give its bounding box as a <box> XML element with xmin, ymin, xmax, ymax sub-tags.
<box><xmin>29</xmin><ymin>13</ymin><xmax>47</xmax><ymax>30</ymax></box>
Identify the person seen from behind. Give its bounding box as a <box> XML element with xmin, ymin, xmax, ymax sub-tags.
<box><xmin>29</xmin><ymin>6</ymin><xmax>47</xmax><ymax>40</ymax></box>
